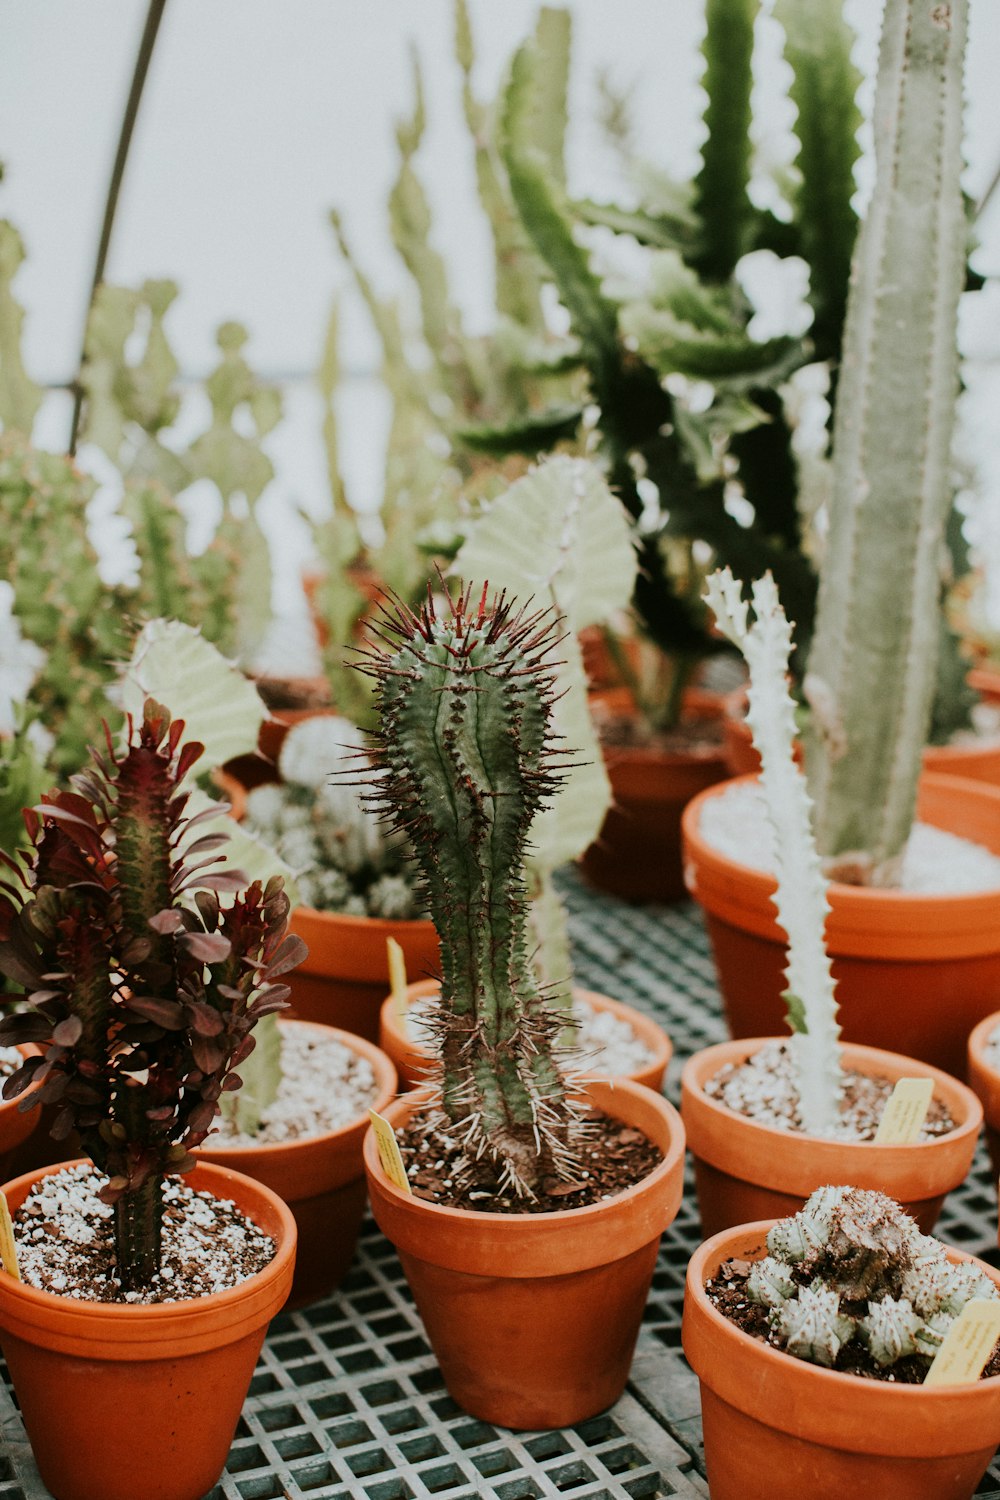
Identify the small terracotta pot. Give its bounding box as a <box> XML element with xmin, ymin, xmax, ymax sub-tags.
<box><xmin>197</xmin><ymin>1022</ymin><xmax>396</xmax><ymax>1307</ymax></box>
<box><xmin>363</xmin><ymin>1078</ymin><xmax>685</xmax><ymax>1429</ymax></box>
<box><xmin>968</xmin><ymin>666</ymin><xmax>1000</xmax><ymax>709</ymax></box>
<box><xmin>684</xmin><ymin>1220</ymin><xmax>1000</xmax><ymax>1500</ymax></box>
<box><xmin>0</xmin><ymin>1046</ymin><xmax>43</xmax><ymax>1180</ymax></box>
<box><xmin>966</xmin><ymin>1011</ymin><xmax>1000</xmax><ymax>1183</ymax></box>
<box><xmin>0</xmin><ymin>1159</ymin><xmax>295</xmax><ymax>1500</ymax></box>
<box><xmin>581</xmin><ymin>689</ymin><xmax>732</xmax><ymax>904</ymax></box>
<box><xmin>288</xmin><ymin>906</ymin><xmax>439</xmax><ymax>1041</ymax></box>
<box><xmin>682</xmin><ymin>1038</ymin><xmax>981</xmax><ymax>1237</ymax></box>
<box><xmin>379</xmin><ymin>979</ymin><xmax>672</xmax><ymax>1093</ymax></box>
<box><xmin>222</xmin><ymin>703</ymin><xmax>337</xmax><ymax>793</ymax></box>
<box><xmin>682</xmin><ymin>772</ymin><xmax>1000</xmax><ymax>1077</ymax></box>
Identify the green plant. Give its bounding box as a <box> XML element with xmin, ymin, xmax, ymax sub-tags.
<box><xmin>746</xmin><ymin>1185</ymin><xmax>996</xmax><ymax>1372</ymax></box>
<box><xmin>360</xmin><ymin>582</ymin><xmax>577</xmax><ymax>1195</ymax></box>
<box><xmin>0</xmin><ymin>700</ymin><xmax>304</xmax><ymax>1290</ymax></box>
<box><xmin>802</xmin><ymin>0</ymin><xmax>969</xmax><ymax>885</ymax></box>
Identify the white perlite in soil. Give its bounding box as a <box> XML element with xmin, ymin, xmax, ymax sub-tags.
<box><xmin>700</xmin><ymin>781</ymin><xmax>1000</xmax><ymax>893</ymax></box>
<box><xmin>704</xmin><ymin>1041</ymin><xmax>954</xmax><ymax>1142</ymax></box>
<box><xmin>13</xmin><ymin>1164</ymin><xmax>275</xmax><ymax>1304</ymax></box>
<box><xmin>207</xmin><ymin>1024</ymin><xmax>378</xmax><ymax>1147</ymax></box>
<box><xmin>404</xmin><ymin>995</ymin><xmax>656</xmax><ymax>1076</ymax></box>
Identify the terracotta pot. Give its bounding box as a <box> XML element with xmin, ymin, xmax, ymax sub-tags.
<box><xmin>682</xmin><ymin>772</ymin><xmax>1000</xmax><ymax>1076</ymax></box>
<box><xmin>0</xmin><ymin>1159</ymin><xmax>295</xmax><ymax>1500</ymax></box>
<box><xmin>966</xmin><ymin>1011</ymin><xmax>1000</xmax><ymax>1183</ymax></box>
<box><xmin>222</xmin><ymin>704</ymin><xmax>338</xmax><ymax>793</ymax></box>
<box><xmin>197</xmin><ymin>1022</ymin><xmax>396</xmax><ymax>1307</ymax></box>
<box><xmin>363</xmin><ymin>1077</ymin><xmax>685</xmax><ymax>1429</ymax></box>
<box><xmin>682</xmin><ymin>1038</ymin><xmax>981</xmax><ymax>1238</ymax></box>
<box><xmin>0</xmin><ymin>1046</ymin><xmax>43</xmax><ymax>1180</ymax></box>
<box><xmin>581</xmin><ymin>689</ymin><xmax>732</xmax><ymax>904</ymax></box>
<box><xmin>288</xmin><ymin>906</ymin><xmax>439</xmax><ymax>1041</ymax></box>
<box><xmin>969</xmin><ymin>666</ymin><xmax>1000</xmax><ymax>708</ymax></box>
<box><xmin>684</xmin><ymin>1220</ymin><xmax>1000</xmax><ymax>1500</ymax></box>
<box><xmin>379</xmin><ymin>979</ymin><xmax>672</xmax><ymax>1093</ymax></box>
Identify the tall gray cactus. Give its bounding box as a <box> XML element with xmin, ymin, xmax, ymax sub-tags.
<box><xmin>803</xmin><ymin>0</ymin><xmax>968</xmax><ymax>885</ymax></box>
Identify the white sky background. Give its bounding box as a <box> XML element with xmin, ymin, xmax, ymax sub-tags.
<box><xmin>3</xmin><ymin>0</ymin><xmax>1000</xmax><ymax>651</ymax></box>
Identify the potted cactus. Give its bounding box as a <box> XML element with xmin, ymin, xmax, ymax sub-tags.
<box><xmin>680</xmin><ymin>570</ymin><xmax>981</xmax><ymax>1237</ymax></box>
<box><xmin>0</xmin><ymin>698</ymin><xmax>300</xmax><ymax>1500</ymax></box>
<box><xmin>684</xmin><ymin>1186</ymin><xmax>1000</xmax><ymax>1499</ymax></box>
<box><xmin>358</xmin><ymin>581</ymin><xmax>685</xmax><ymax>1429</ymax></box>
<box><xmin>682</xmin><ymin>0</ymin><xmax>1000</xmax><ymax>1075</ymax></box>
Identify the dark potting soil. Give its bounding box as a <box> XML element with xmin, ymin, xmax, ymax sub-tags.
<box><xmin>705</xmin><ymin>1256</ymin><xmax>1000</xmax><ymax>1384</ymax></box>
<box><xmin>595</xmin><ymin>708</ymin><xmax>725</xmax><ymax>756</ymax></box>
<box><xmin>12</xmin><ymin>1163</ymin><xmax>276</xmax><ymax>1305</ymax></box>
<box><xmin>398</xmin><ymin>1109</ymin><xmax>663</xmax><ymax>1213</ymax></box>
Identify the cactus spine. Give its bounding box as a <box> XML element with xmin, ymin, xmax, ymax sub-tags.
<box><xmin>362</xmin><ymin>585</ymin><xmax>574</xmax><ymax>1195</ymax></box>
<box><xmin>803</xmin><ymin>0</ymin><xmax>968</xmax><ymax>884</ymax></box>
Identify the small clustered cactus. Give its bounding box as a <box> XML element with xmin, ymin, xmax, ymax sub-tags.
<box><xmin>359</xmin><ymin>582</ymin><xmax>578</xmax><ymax>1196</ymax></box>
<box><xmin>747</xmin><ymin>1186</ymin><xmax>997</xmax><ymax>1373</ymax></box>
<box><xmin>243</xmin><ymin>717</ymin><xmax>422</xmax><ymax>920</ymax></box>
<box><xmin>0</xmin><ymin>700</ymin><xmax>303</xmax><ymax>1291</ymax></box>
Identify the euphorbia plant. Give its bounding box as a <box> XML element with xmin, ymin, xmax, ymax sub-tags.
<box><xmin>0</xmin><ymin>699</ymin><xmax>304</xmax><ymax>1290</ymax></box>
<box><xmin>359</xmin><ymin>581</ymin><xmax>579</xmax><ymax>1196</ymax></box>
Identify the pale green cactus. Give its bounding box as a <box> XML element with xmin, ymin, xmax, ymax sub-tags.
<box><xmin>857</xmin><ymin>1296</ymin><xmax>922</xmax><ymax>1367</ymax></box>
<box><xmin>803</xmin><ymin>0</ymin><xmax>970</xmax><ymax>884</ymax></box>
<box><xmin>0</xmin><ymin>220</ymin><xmax>42</xmax><ymax>435</ymax></box>
<box><xmin>773</xmin><ymin>1283</ymin><xmax>854</xmax><ymax>1369</ymax></box>
<box><xmin>746</xmin><ymin>1256</ymin><xmax>798</xmax><ymax>1309</ymax></box>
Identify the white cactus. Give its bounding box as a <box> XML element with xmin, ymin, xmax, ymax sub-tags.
<box><xmin>774</xmin><ymin>1283</ymin><xmax>854</xmax><ymax>1368</ymax></box>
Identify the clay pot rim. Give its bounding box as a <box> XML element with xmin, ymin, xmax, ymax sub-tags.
<box><xmin>200</xmin><ymin>1019</ymin><xmax>397</xmax><ymax>1160</ymax></box>
<box><xmin>682</xmin><ymin>771</ymin><xmax>1000</xmax><ymax>908</ymax></box>
<box><xmin>592</xmin><ymin>687</ymin><xmax>737</xmax><ymax>770</ymax></box>
<box><xmin>686</xmin><ymin>1218</ymin><xmax>1000</xmax><ymax>1400</ymax></box>
<box><xmin>379</xmin><ymin>980</ymin><xmax>673</xmax><ymax>1078</ymax></box>
<box><xmin>682</xmin><ymin>1036</ymin><xmax>982</xmax><ymax>1155</ymax></box>
<box><xmin>0</xmin><ymin>1158</ymin><xmax>296</xmax><ymax>1324</ymax></box>
<box><xmin>363</xmin><ymin>1077</ymin><xmax>685</xmax><ymax>1228</ymax></box>
<box><xmin>289</xmin><ymin>904</ymin><xmax>435</xmax><ymax>937</ymax></box>
<box><xmin>968</xmin><ymin>1011</ymin><xmax>1000</xmax><ymax>1080</ymax></box>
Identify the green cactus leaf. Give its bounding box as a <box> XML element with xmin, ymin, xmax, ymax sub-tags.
<box><xmin>456</xmin><ymin>403</ymin><xmax>584</xmax><ymax>455</ymax></box>
<box><xmin>573</xmin><ymin>197</ymin><xmax>698</xmax><ymax>251</ymax></box>
<box><xmin>692</xmin><ymin>0</ymin><xmax>760</xmax><ymax>282</ymax></box>
<box><xmin>0</xmin><ymin>221</ymin><xmax>42</xmax><ymax>435</ymax></box>
<box><xmin>221</xmin><ymin>1012</ymin><xmax>281</xmax><ymax>1136</ymax></box>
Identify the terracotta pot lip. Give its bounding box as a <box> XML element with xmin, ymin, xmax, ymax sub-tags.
<box><xmin>967</xmin><ymin>1011</ymin><xmax>1000</xmax><ymax>1077</ymax></box>
<box><xmin>363</xmin><ymin>1078</ymin><xmax>685</xmax><ymax>1227</ymax></box>
<box><xmin>0</xmin><ymin>1044</ymin><xmax>43</xmax><ymax>1115</ymax></box>
<box><xmin>0</xmin><ymin>1159</ymin><xmax>296</xmax><ymax>1322</ymax></box>
<box><xmin>686</xmin><ymin>1218</ymin><xmax>1000</xmax><ymax>1398</ymax></box>
<box><xmin>290</xmin><ymin>905</ymin><xmax>435</xmax><ymax>936</ymax></box>
<box><xmin>682</xmin><ymin>1036</ymin><xmax>982</xmax><ymax>1149</ymax></box>
<box><xmin>199</xmin><ymin>1021</ymin><xmax>397</xmax><ymax>1159</ymax></box>
<box><xmin>682</xmin><ymin>772</ymin><xmax>1000</xmax><ymax>906</ymax></box>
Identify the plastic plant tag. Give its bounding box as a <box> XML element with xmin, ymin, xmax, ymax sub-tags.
<box><xmin>873</xmin><ymin>1077</ymin><xmax>934</xmax><ymax>1145</ymax></box>
<box><xmin>368</xmin><ymin>1110</ymin><xmax>412</xmax><ymax>1194</ymax></box>
<box><xmin>0</xmin><ymin>1190</ymin><xmax>21</xmax><ymax>1281</ymax></box>
<box><xmin>386</xmin><ymin>936</ymin><xmax>408</xmax><ymax>1022</ymax></box>
<box><xmin>924</xmin><ymin>1298</ymin><xmax>1000</xmax><ymax>1387</ymax></box>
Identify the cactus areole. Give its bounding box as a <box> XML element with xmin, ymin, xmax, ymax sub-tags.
<box><xmin>359</xmin><ymin>583</ymin><xmax>578</xmax><ymax>1197</ymax></box>
<box><xmin>0</xmin><ymin>700</ymin><xmax>305</xmax><ymax>1291</ymax></box>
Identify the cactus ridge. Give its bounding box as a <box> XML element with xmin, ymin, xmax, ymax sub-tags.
<box><xmin>358</xmin><ymin>582</ymin><xmax>581</xmax><ymax>1195</ymax></box>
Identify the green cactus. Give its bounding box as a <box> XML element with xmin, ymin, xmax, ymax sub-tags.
<box><xmin>0</xmin><ymin>220</ymin><xmax>42</xmax><ymax>435</ymax></box>
<box><xmin>803</xmin><ymin>0</ymin><xmax>969</xmax><ymax>884</ymax></box>
<box><xmin>361</xmin><ymin>584</ymin><xmax>577</xmax><ymax>1195</ymax></box>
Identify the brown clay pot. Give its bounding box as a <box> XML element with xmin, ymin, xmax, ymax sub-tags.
<box><xmin>363</xmin><ymin>1077</ymin><xmax>685</xmax><ymax>1429</ymax></box>
<box><xmin>288</xmin><ymin>906</ymin><xmax>439</xmax><ymax>1041</ymax></box>
<box><xmin>966</xmin><ymin>1011</ymin><xmax>1000</xmax><ymax>1183</ymax></box>
<box><xmin>0</xmin><ymin>1159</ymin><xmax>295</xmax><ymax>1500</ymax></box>
<box><xmin>196</xmin><ymin>1022</ymin><xmax>396</xmax><ymax>1307</ymax></box>
<box><xmin>581</xmin><ymin>689</ymin><xmax>733</xmax><ymax>904</ymax></box>
<box><xmin>222</xmin><ymin>702</ymin><xmax>337</xmax><ymax>793</ymax></box>
<box><xmin>379</xmin><ymin>979</ymin><xmax>672</xmax><ymax>1093</ymax></box>
<box><xmin>682</xmin><ymin>772</ymin><xmax>1000</xmax><ymax>1077</ymax></box>
<box><xmin>682</xmin><ymin>1038</ymin><xmax>981</xmax><ymax>1238</ymax></box>
<box><xmin>0</xmin><ymin>1046</ymin><xmax>43</xmax><ymax>1180</ymax></box>
<box><xmin>684</xmin><ymin>1220</ymin><xmax>1000</xmax><ymax>1500</ymax></box>
<box><xmin>968</xmin><ymin>666</ymin><xmax>1000</xmax><ymax>708</ymax></box>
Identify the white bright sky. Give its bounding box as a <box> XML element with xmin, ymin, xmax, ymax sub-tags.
<box><xmin>3</xmin><ymin>0</ymin><xmax>1000</xmax><ymax>647</ymax></box>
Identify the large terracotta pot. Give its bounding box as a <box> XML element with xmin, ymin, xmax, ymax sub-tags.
<box><xmin>581</xmin><ymin>689</ymin><xmax>732</xmax><ymax>904</ymax></box>
<box><xmin>363</xmin><ymin>1078</ymin><xmax>685</xmax><ymax>1429</ymax></box>
<box><xmin>379</xmin><ymin>978</ymin><xmax>672</xmax><ymax>1093</ymax></box>
<box><xmin>682</xmin><ymin>1038</ymin><xmax>981</xmax><ymax>1237</ymax></box>
<box><xmin>288</xmin><ymin>906</ymin><xmax>439</xmax><ymax>1041</ymax></box>
<box><xmin>684</xmin><ymin>1220</ymin><xmax>1000</xmax><ymax>1500</ymax></box>
<box><xmin>966</xmin><ymin>1011</ymin><xmax>1000</xmax><ymax>1182</ymax></box>
<box><xmin>0</xmin><ymin>1159</ymin><xmax>296</xmax><ymax>1500</ymax></box>
<box><xmin>682</xmin><ymin>772</ymin><xmax>1000</xmax><ymax>1076</ymax></box>
<box><xmin>197</xmin><ymin>1022</ymin><xmax>396</xmax><ymax>1307</ymax></box>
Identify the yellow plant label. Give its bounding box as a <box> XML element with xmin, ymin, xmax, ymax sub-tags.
<box><xmin>0</xmin><ymin>1191</ymin><xmax>21</xmax><ymax>1281</ymax></box>
<box><xmin>386</xmin><ymin>936</ymin><xmax>408</xmax><ymax>1022</ymax></box>
<box><xmin>924</xmin><ymin>1298</ymin><xmax>1000</xmax><ymax>1387</ymax></box>
<box><xmin>368</xmin><ymin>1110</ymin><xmax>412</xmax><ymax>1194</ymax></box>
<box><xmin>873</xmin><ymin>1077</ymin><xmax>934</xmax><ymax>1145</ymax></box>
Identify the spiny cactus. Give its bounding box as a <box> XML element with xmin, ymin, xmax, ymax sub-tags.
<box><xmin>0</xmin><ymin>700</ymin><xmax>303</xmax><ymax>1291</ymax></box>
<box><xmin>359</xmin><ymin>583</ymin><xmax>577</xmax><ymax>1196</ymax></box>
<box><xmin>747</xmin><ymin>1186</ymin><xmax>998</xmax><ymax>1373</ymax></box>
<box><xmin>803</xmin><ymin>0</ymin><xmax>970</xmax><ymax>884</ymax></box>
